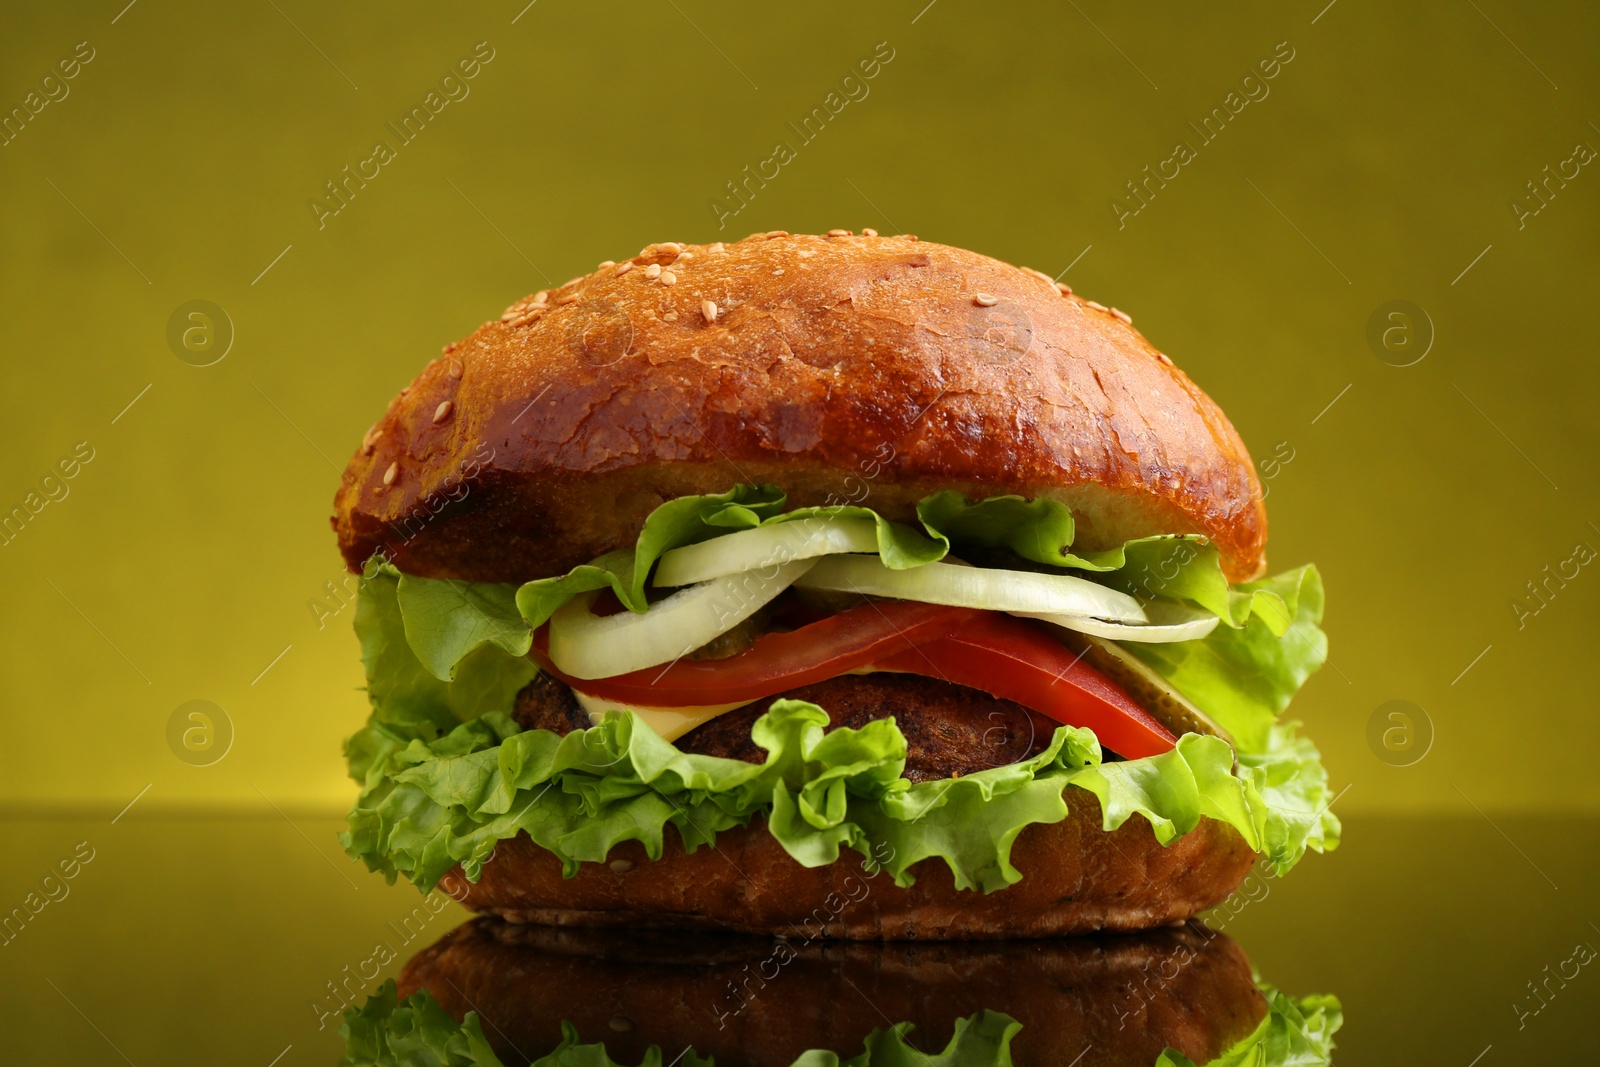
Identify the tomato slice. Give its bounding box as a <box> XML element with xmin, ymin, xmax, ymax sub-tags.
<box><xmin>530</xmin><ymin>599</ymin><xmax>982</xmax><ymax>707</ymax></box>
<box><xmin>532</xmin><ymin>599</ymin><xmax>1178</xmax><ymax>760</ymax></box>
<box><xmin>875</xmin><ymin>613</ymin><xmax>1177</xmax><ymax>759</ymax></box>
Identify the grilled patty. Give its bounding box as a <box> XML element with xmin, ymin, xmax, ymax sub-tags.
<box><xmin>512</xmin><ymin>672</ymin><xmax>1059</xmax><ymax>782</ymax></box>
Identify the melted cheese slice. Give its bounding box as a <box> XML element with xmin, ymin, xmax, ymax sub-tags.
<box><xmin>570</xmin><ymin>690</ymin><xmax>754</xmax><ymax>742</ymax></box>
<box><xmin>568</xmin><ymin>665</ymin><xmax>896</xmax><ymax>742</ymax></box>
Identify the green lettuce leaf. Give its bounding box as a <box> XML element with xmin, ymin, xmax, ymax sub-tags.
<box><xmin>342</xmin><ymin>696</ymin><xmax>1336</xmax><ymax>894</ymax></box>
<box><xmin>1158</xmin><ymin>986</ymin><xmax>1341</xmax><ymax>1067</ymax></box>
<box><xmin>916</xmin><ymin>490</ymin><xmax>1112</xmax><ymax>569</ymax></box>
<box><xmin>353</xmin><ymin>488</ymin><xmax>1307</xmax><ymax>726</ymax></box>
<box><xmin>1092</xmin><ymin>537</ymin><xmax>1293</xmax><ymax>632</ymax></box>
<box><xmin>511</xmin><ymin>485</ymin><xmax>954</xmax><ymax>631</ymax></box>
<box><xmin>397</xmin><ymin>571</ymin><xmax>533</xmax><ymax>681</ymax></box>
<box><xmin>339</xmin><ymin>979</ymin><xmax>509</xmax><ymax>1067</ymax></box>
<box><xmin>341</xmin><ymin>981</ymin><xmax>1337</xmax><ymax>1067</ymax></box>
<box><xmin>355</xmin><ymin>561</ymin><xmax>537</xmax><ymax>736</ymax></box>
<box><xmin>513</xmin><ymin>485</ymin><xmax>783</xmax><ymax>630</ymax></box>
<box><xmin>340</xmin><ymin>983</ymin><xmax>1017</xmax><ymax>1067</ymax></box>
<box><xmin>1122</xmin><ymin>566</ymin><xmax>1327</xmax><ymax>751</ymax></box>
<box><xmin>501</xmin><ymin>485</ymin><xmax>1289</xmax><ymax>634</ymax></box>
<box><xmin>907</xmin><ymin>493</ymin><xmax>1297</xmax><ymax>637</ymax></box>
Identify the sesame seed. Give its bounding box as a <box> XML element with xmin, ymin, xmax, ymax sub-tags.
<box><xmin>563</xmin><ymin>275</ymin><xmax>584</xmax><ymax>288</ymax></box>
<box><xmin>607</xmin><ymin>1016</ymin><xmax>634</xmax><ymax>1033</ymax></box>
<box><xmin>433</xmin><ymin>400</ymin><xmax>453</xmax><ymax>423</ymax></box>
<box><xmin>1056</xmin><ymin>283</ymin><xmax>1074</xmax><ymax>296</ymax></box>
<box><xmin>598</xmin><ymin>260</ymin><xmax>615</xmax><ymax>270</ymax></box>
<box><xmin>764</xmin><ymin>230</ymin><xmax>790</xmax><ymax>239</ymax></box>
<box><xmin>614</xmin><ymin>262</ymin><xmax>634</xmax><ymax>276</ymax></box>
<box><xmin>701</xmin><ymin>299</ymin><xmax>718</xmax><ymax>323</ymax></box>
<box><xmin>1156</xmin><ymin>352</ymin><xmax>1174</xmax><ymax>366</ymax></box>
<box><xmin>973</xmin><ymin>292</ymin><xmax>999</xmax><ymax>307</ymax></box>
<box><xmin>1020</xmin><ymin>267</ymin><xmax>1055</xmax><ymax>285</ymax></box>
<box><xmin>442</xmin><ymin>342</ymin><xmax>457</xmax><ymax>354</ymax></box>
<box><xmin>709</xmin><ymin>242</ymin><xmax>725</xmax><ymax>253</ymax></box>
<box><xmin>896</xmin><ymin>234</ymin><xmax>919</xmax><ymax>241</ymax></box>
<box><xmin>660</xmin><ymin>270</ymin><xmax>677</xmax><ymax>286</ymax></box>
<box><xmin>510</xmin><ymin>312</ymin><xmax>541</xmax><ymax>327</ymax></box>
<box><xmin>556</xmin><ymin>293</ymin><xmax>579</xmax><ymax>305</ymax></box>
<box><xmin>500</xmin><ymin>309</ymin><xmax>519</xmax><ymax>323</ymax></box>
<box><xmin>644</xmin><ymin>264</ymin><xmax>662</xmax><ymax>279</ymax></box>
<box><xmin>674</xmin><ymin>251</ymin><xmax>693</xmax><ymax>262</ymax></box>
<box><xmin>608</xmin><ymin>858</ymin><xmax>634</xmax><ymax>873</ymax></box>
<box><xmin>382</xmin><ymin>462</ymin><xmax>398</xmax><ymax>486</ymax></box>
<box><xmin>448</xmin><ymin>360</ymin><xmax>463</xmax><ymax>378</ymax></box>
<box><xmin>532</xmin><ymin>291</ymin><xmax>549</xmax><ymax>305</ymax></box>
<box><xmin>663</xmin><ymin>310</ymin><xmax>678</xmax><ymax>322</ymax></box>
<box><xmin>827</xmin><ymin>228</ymin><xmax>851</xmax><ymax>237</ymax></box>
<box><xmin>1085</xmin><ymin>300</ymin><xmax>1109</xmax><ymax>313</ymax></box>
<box><xmin>1110</xmin><ymin>307</ymin><xmax>1133</xmax><ymax>325</ymax></box>
<box><xmin>862</xmin><ymin>227</ymin><xmax>878</xmax><ymax>237</ymax></box>
<box><xmin>656</xmin><ymin>242</ymin><xmax>682</xmax><ymax>255</ymax></box>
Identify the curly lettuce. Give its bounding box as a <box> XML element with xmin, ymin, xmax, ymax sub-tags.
<box><xmin>1159</xmin><ymin>986</ymin><xmax>1342</xmax><ymax>1067</ymax></box>
<box><xmin>344</xmin><ymin>698</ymin><xmax>1335</xmax><ymax>893</ymax></box>
<box><xmin>509</xmin><ymin>486</ymin><xmax>1296</xmax><ymax>634</ymax></box>
<box><xmin>343</xmin><ymin>487</ymin><xmax>1337</xmax><ymax>893</ymax></box>
<box><xmin>339</xmin><ymin>981</ymin><xmax>1340</xmax><ymax>1067</ymax></box>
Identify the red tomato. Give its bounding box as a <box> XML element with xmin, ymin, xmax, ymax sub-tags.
<box><xmin>530</xmin><ymin>599</ymin><xmax>980</xmax><ymax>707</ymax></box>
<box><xmin>531</xmin><ymin>599</ymin><xmax>1178</xmax><ymax>759</ymax></box>
<box><xmin>874</xmin><ymin>613</ymin><xmax>1178</xmax><ymax>759</ymax></box>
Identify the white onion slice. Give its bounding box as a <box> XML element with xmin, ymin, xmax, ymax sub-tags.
<box><xmin>1016</xmin><ymin>600</ymin><xmax>1219</xmax><ymax>643</ymax></box>
<box><xmin>654</xmin><ymin>518</ymin><xmax>879</xmax><ymax>587</ymax></box>
<box><xmin>548</xmin><ymin>559</ymin><xmax>815</xmax><ymax>679</ymax></box>
<box><xmin>794</xmin><ymin>555</ymin><xmax>1147</xmax><ymax>624</ymax></box>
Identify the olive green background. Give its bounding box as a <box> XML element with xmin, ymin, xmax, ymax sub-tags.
<box><xmin>3</xmin><ymin>0</ymin><xmax>1595</xmax><ymax>814</ymax></box>
<box><xmin>3</xmin><ymin>1</ymin><xmax>1598</xmax><ymax>1063</ymax></box>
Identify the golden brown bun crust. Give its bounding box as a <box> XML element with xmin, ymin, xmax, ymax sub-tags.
<box><xmin>333</xmin><ymin>233</ymin><xmax>1267</xmax><ymax>583</ymax></box>
<box><xmin>398</xmin><ymin>918</ymin><xmax>1268</xmax><ymax>1067</ymax></box>
<box><xmin>444</xmin><ymin>791</ymin><xmax>1256</xmax><ymax>940</ymax></box>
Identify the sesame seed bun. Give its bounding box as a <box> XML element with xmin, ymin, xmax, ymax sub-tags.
<box><xmin>332</xmin><ymin>232</ymin><xmax>1268</xmax><ymax>582</ymax></box>
<box><xmin>397</xmin><ymin>917</ymin><xmax>1269</xmax><ymax>1066</ymax></box>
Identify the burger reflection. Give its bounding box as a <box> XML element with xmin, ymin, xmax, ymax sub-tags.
<box><xmin>340</xmin><ymin>918</ymin><xmax>1339</xmax><ymax>1066</ymax></box>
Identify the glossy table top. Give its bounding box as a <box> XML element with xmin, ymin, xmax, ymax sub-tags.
<box><xmin>1</xmin><ymin>814</ymin><xmax>1595</xmax><ymax>1063</ymax></box>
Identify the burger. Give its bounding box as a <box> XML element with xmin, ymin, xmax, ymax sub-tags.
<box><xmin>342</xmin><ymin>919</ymin><xmax>1341</xmax><ymax>1066</ymax></box>
<box><xmin>334</xmin><ymin>231</ymin><xmax>1338</xmax><ymax>938</ymax></box>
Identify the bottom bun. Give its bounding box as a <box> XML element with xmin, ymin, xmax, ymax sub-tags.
<box><xmin>397</xmin><ymin>919</ymin><xmax>1269</xmax><ymax>1067</ymax></box>
<box><xmin>445</xmin><ymin>791</ymin><xmax>1257</xmax><ymax>939</ymax></box>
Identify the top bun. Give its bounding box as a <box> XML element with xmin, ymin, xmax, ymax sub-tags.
<box><xmin>333</xmin><ymin>232</ymin><xmax>1266</xmax><ymax>583</ymax></box>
